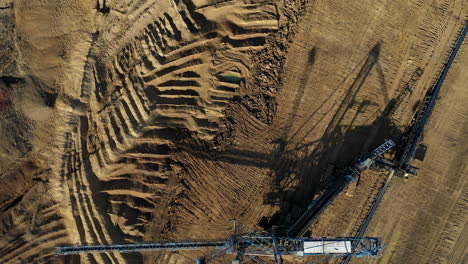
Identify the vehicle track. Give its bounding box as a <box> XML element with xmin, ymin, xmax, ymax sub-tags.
<box><xmin>341</xmin><ymin>22</ymin><xmax>468</xmax><ymax>264</ymax></box>
<box><xmin>55</xmin><ymin>1</ymin><xmax>280</xmax><ymax>263</ymax></box>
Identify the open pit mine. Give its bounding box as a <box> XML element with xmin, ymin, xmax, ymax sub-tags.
<box><xmin>1</xmin><ymin>1</ymin><xmax>467</xmax><ymax>264</ymax></box>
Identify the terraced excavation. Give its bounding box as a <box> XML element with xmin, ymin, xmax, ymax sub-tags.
<box><xmin>1</xmin><ymin>0</ymin><xmax>467</xmax><ymax>264</ymax></box>
<box><xmin>1</xmin><ymin>0</ymin><xmax>281</xmax><ymax>263</ymax></box>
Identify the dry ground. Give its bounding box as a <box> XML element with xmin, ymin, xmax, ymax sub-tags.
<box><xmin>357</xmin><ymin>40</ymin><xmax>468</xmax><ymax>264</ymax></box>
<box><xmin>245</xmin><ymin>1</ymin><xmax>467</xmax><ymax>263</ymax></box>
<box><xmin>0</xmin><ymin>0</ymin><xmax>467</xmax><ymax>264</ymax></box>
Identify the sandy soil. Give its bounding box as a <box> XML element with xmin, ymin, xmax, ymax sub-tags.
<box><xmin>356</xmin><ymin>40</ymin><xmax>468</xmax><ymax>264</ymax></box>
<box><xmin>244</xmin><ymin>0</ymin><xmax>467</xmax><ymax>234</ymax></box>
<box><xmin>0</xmin><ymin>0</ymin><xmax>466</xmax><ymax>264</ymax></box>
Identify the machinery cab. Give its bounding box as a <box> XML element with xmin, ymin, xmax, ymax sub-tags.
<box><xmin>394</xmin><ymin>163</ymin><xmax>418</xmax><ymax>178</ymax></box>
<box><xmin>402</xmin><ymin>164</ymin><xmax>418</xmax><ymax>178</ymax></box>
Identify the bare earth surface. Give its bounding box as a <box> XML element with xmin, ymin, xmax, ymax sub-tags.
<box><xmin>0</xmin><ymin>0</ymin><xmax>467</xmax><ymax>264</ymax></box>
<box><xmin>359</xmin><ymin>40</ymin><xmax>468</xmax><ymax>264</ymax></box>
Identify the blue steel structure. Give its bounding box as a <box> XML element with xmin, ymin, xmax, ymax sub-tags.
<box><xmin>346</xmin><ymin>139</ymin><xmax>395</xmax><ymax>181</ymax></box>
<box><xmin>396</xmin><ymin>23</ymin><xmax>468</xmax><ymax>177</ymax></box>
<box><xmin>56</xmin><ymin>139</ymin><xmax>395</xmax><ymax>263</ymax></box>
<box><xmin>56</xmin><ymin>240</ymin><xmax>226</xmax><ymax>255</ymax></box>
<box><xmin>287</xmin><ymin>139</ymin><xmax>395</xmax><ymax>237</ymax></box>
<box><xmin>196</xmin><ymin>231</ymin><xmax>382</xmax><ymax>264</ymax></box>
<box><xmin>57</xmin><ymin>231</ymin><xmax>383</xmax><ymax>263</ymax></box>
<box><xmin>54</xmin><ymin>23</ymin><xmax>468</xmax><ymax>263</ymax></box>
<box><xmin>339</xmin><ymin>22</ymin><xmax>468</xmax><ymax>264</ymax></box>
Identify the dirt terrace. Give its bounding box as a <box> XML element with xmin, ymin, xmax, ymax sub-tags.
<box><xmin>0</xmin><ymin>0</ymin><xmax>466</xmax><ymax>264</ymax></box>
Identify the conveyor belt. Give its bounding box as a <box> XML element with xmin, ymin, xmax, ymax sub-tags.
<box><xmin>399</xmin><ymin>23</ymin><xmax>468</xmax><ymax>171</ymax></box>
<box><xmin>342</xmin><ymin>22</ymin><xmax>468</xmax><ymax>264</ymax></box>
<box><xmin>287</xmin><ymin>140</ymin><xmax>395</xmax><ymax>237</ymax></box>
<box><xmin>56</xmin><ymin>240</ymin><xmax>227</xmax><ymax>255</ymax></box>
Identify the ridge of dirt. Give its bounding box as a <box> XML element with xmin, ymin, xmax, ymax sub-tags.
<box><xmin>0</xmin><ymin>1</ymin><xmax>467</xmax><ymax>264</ymax></box>
<box><xmin>238</xmin><ymin>0</ymin><xmax>309</xmax><ymax>124</ymax></box>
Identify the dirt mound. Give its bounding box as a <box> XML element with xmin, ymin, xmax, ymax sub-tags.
<box><xmin>1</xmin><ymin>0</ymin><xmax>282</xmax><ymax>263</ymax></box>
<box><xmin>0</xmin><ymin>0</ymin><xmax>466</xmax><ymax>263</ymax></box>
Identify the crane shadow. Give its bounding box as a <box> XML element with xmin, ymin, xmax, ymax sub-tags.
<box><xmin>175</xmin><ymin>43</ymin><xmax>409</xmax><ymax>236</ymax></box>
<box><xmin>257</xmin><ymin>43</ymin><xmax>405</xmax><ymax>232</ymax></box>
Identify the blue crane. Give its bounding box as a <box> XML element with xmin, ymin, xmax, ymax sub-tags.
<box><xmin>57</xmin><ymin>140</ymin><xmax>395</xmax><ymax>263</ymax></box>
<box><xmin>287</xmin><ymin>139</ymin><xmax>395</xmax><ymax>237</ymax></box>
<box><xmin>56</xmin><ymin>229</ymin><xmax>383</xmax><ymax>264</ymax></box>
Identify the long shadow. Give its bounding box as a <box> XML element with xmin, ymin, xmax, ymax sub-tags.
<box><xmin>175</xmin><ymin>44</ymin><xmax>407</xmax><ymax>236</ymax></box>
<box><xmin>257</xmin><ymin>43</ymin><xmax>405</xmax><ymax>233</ymax></box>
<box><xmin>175</xmin><ymin>48</ymin><xmax>319</xmax><ymax>168</ymax></box>
<box><xmin>271</xmin><ymin>47</ymin><xmax>317</xmax><ymax>186</ymax></box>
<box><xmin>268</xmin><ymin>44</ymin><xmax>380</xmax><ymax>189</ymax></box>
<box><xmin>177</xmin><ymin>45</ymin><xmax>384</xmax><ymax>169</ymax></box>
<box><xmin>283</xmin><ymin>47</ymin><xmax>317</xmax><ymax>137</ymax></box>
<box><xmin>261</xmin><ymin>103</ymin><xmax>404</xmax><ymax>236</ymax></box>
